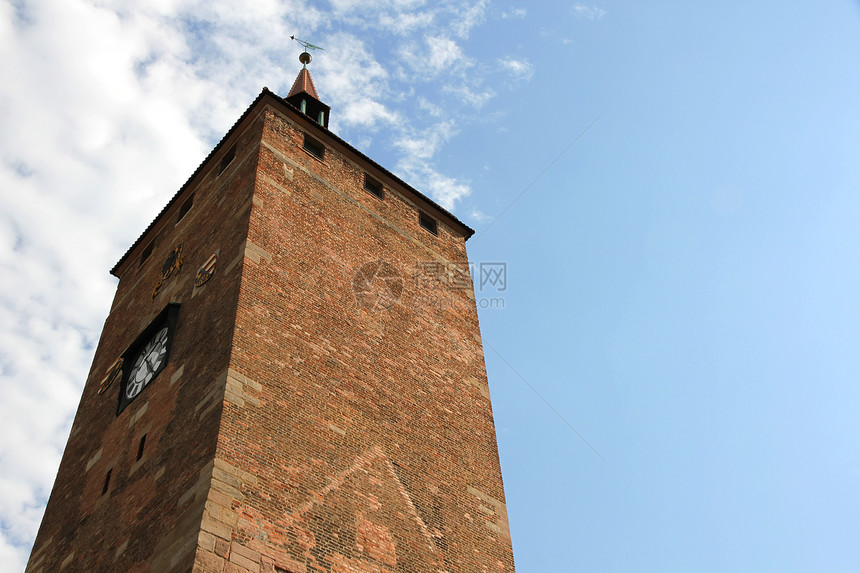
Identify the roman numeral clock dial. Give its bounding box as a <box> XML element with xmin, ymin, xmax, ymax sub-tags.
<box><xmin>117</xmin><ymin>303</ymin><xmax>179</xmax><ymax>414</ymax></box>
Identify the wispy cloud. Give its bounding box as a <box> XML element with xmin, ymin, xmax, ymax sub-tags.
<box><xmin>417</xmin><ymin>96</ymin><xmax>444</xmax><ymax>117</ymax></box>
<box><xmin>571</xmin><ymin>3</ymin><xmax>606</xmax><ymax>20</ymax></box>
<box><xmin>501</xmin><ymin>7</ymin><xmax>527</xmax><ymax>19</ymax></box>
<box><xmin>341</xmin><ymin>99</ymin><xmax>400</xmax><ymax>127</ymax></box>
<box><xmin>499</xmin><ymin>56</ymin><xmax>534</xmax><ymax>81</ymax></box>
<box><xmin>316</xmin><ymin>32</ymin><xmax>394</xmax><ymax>131</ymax></box>
<box><xmin>451</xmin><ymin>0</ymin><xmax>489</xmax><ymax>39</ymax></box>
<box><xmin>377</xmin><ymin>11</ymin><xmax>435</xmax><ymax>35</ymax></box>
<box><xmin>394</xmin><ymin>122</ymin><xmax>472</xmax><ymax>210</ymax></box>
<box><xmin>394</xmin><ymin>121</ymin><xmax>457</xmax><ymax>163</ymax></box>
<box><xmin>443</xmin><ymin>84</ymin><xmax>496</xmax><ymax>107</ymax></box>
<box><xmin>397</xmin><ymin>35</ymin><xmax>472</xmax><ymax>79</ymax></box>
<box><xmin>469</xmin><ymin>209</ymin><xmax>491</xmax><ymax>222</ymax></box>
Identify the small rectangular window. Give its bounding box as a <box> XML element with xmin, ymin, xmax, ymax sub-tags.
<box><xmin>419</xmin><ymin>212</ymin><xmax>438</xmax><ymax>235</ymax></box>
<box><xmin>302</xmin><ymin>134</ymin><xmax>325</xmax><ymax>160</ymax></box>
<box><xmin>102</xmin><ymin>469</ymin><xmax>112</xmax><ymax>495</ymax></box>
<box><xmin>139</xmin><ymin>241</ymin><xmax>155</xmax><ymax>266</ymax></box>
<box><xmin>177</xmin><ymin>194</ymin><xmax>194</xmax><ymax>222</ymax></box>
<box><xmin>136</xmin><ymin>434</ymin><xmax>147</xmax><ymax>460</ymax></box>
<box><xmin>218</xmin><ymin>144</ymin><xmax>236</xmax><ymax>175</ymax></box>
<box><xmin>363</xmin><ymin>174</ymin><xmax>384</xmax><ymax>199</ymax></box>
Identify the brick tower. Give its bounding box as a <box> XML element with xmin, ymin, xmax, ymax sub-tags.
<box><xmin>27</xmin><ymin>60</ymin><xmax>515</xmax><ymax>573</ymax></box>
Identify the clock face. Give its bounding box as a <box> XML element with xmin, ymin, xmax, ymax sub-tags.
<box><xmin>117</xmin><ymin>303</ymin><xmax>180</xmax><ymax>416</ymax></box>
<box><xmin>125</xmin><ymin>326</ymin><xmax>169</xmax><ymax>400</ymax></box>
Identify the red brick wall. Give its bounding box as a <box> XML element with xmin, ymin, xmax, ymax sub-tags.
<box><xmin>194</xmin><ymin>104</ymin><xmax>514</xmax><ymax>572</ymax></box>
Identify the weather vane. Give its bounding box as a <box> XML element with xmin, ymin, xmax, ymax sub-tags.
<box><xmin>290</xmin><ymin>36</ymin><xmax>324</xmax><ymax>67</ymax></box>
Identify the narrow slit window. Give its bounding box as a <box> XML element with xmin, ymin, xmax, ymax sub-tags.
<box><xmin>302</xmin><ymin>134</ymin><xmax>325</xmax><ymax>160</ymax></box>
<box><xmin>363</xmin><ymin>173</ymin><xmax>384</xmax><ymax>199</ymax></box>
<box><xmin>419</xmin><ymin>212</ymin><xmax>438</xmax><ymax>235</ymax></box>
<box><xmin>136</xmin><ymin>434</ymin><xmax>147</xmax><ymax>461</ymax></box>
<box><xmin>218</xmin><ymin>144</ymin><xmax>236</xmax><ymax>175</ymax></box>
<box><xmin>177</xmin><ymin>194</ymin><xmax>194</xmax><ymax>222</ymax></box>
<box><xmin>102</xmin><ymin>469</ymin><xmax>112</xmax><ymax>495</ymax></box>
<box><xmin>139</xmin><ymin>241</ymin><xmax>155</xmax><ymax>266</ymax></box>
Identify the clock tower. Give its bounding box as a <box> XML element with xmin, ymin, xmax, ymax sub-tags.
<box><xmin>27</xmin><ymin>62</ymin><xmax>515</xmax><ymax>573</ymax></box>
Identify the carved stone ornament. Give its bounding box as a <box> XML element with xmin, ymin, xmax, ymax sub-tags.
<box><xmin>161</xmin><ymin>242</ymin><xmax>183</xmax><ymax>280</ymax></box>
<box><xmin>98</xmin><ymin>357</ymin><xmax>124</xmax><ymax>395</ymax></box>
<box><xmin>152</xmin><ymin>242</ymin><xmax>184</xmax><ymax>300</ymax></box>
<box><xmin>194</xmin><ymin>253</ymin><xmax>217</xmax><ymax>287</ymax></box>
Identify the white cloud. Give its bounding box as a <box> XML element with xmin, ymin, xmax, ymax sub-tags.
<box><xmin>377</xmin><ymin>11</ymin><xmax>435</xmax><ymax>35</ymax></box>
<box><xmin>396</xmin><ymin>158</ymin><xmax>471</xmax><ymax>211</ymax></box>
<box><xmin>397</xmin><ymin>35</ymin><xmax>472</xmax><ymax>79</ymax></box>
<box><xmin>428</xmin><ymin>36</ymin><xmax>465</xmax><ymax>70</ymax></box>
<box><xmin>501</xmin><ymin>7</ymin><xmax>527</xmax><ymax>19</ymax></box>
<box><xmin>316</xmin><ymin>32</ymin><xmax>393</xmax><ymax>132</ymax></box>
<box><xmin>328</xmin><ymin>0</ymin><xmax>425</xmax><ymax>13</ymax></box>
<box><xmin>417</xmin><ymin>96</ymin><xmax>444</xmax><ymax>117</ymax></box>
<box><xmin>443</xmin><ymin>84</ymin><xmax>495</xmax><ymax>107</ymax></box>
<box><xmin>393</xmin><ymin>121</ymin><xmax>472</xmax><ymax>209</ymax></box>
<box><xmin>469</xmin><ymin>209</ymin><xmax>491</xmax><ymax>222</ymax></box>
<box><xmin>499</xmin><ymin>56</ymin><xmax>534</xmax><ymax>81</ymax></box>
<box><xmin>425</xmin><ymin>171</ymin><xmax>472</xmax><ymax>210</ymax></box>
<box><xmin>394</xmin><ymin>121</ymin><xmax>455</xmax><ymax>162</ymax></box>
<box><xmin>341</xmin><ymin>99</ymin><xmax>400</xmax><ymax>127</ymax></box>
<box><xmin>450</xmin><ymin>0</ymin><xmax>488</xmax><ymax>39</ymax></box>
<box><xmin>571</xmin><ymin>3</ymin><xmax>606</xmax><ymax>20</ymax></box>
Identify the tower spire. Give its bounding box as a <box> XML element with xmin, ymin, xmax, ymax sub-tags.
<box><xmin>286</xmin><ymin>36</ymin><xmax>330</xmax><ymax>128</ymax></box>
<box><xmin>287</xmin><ymin>67</ymin><xmax>320</xmax><ymax>100</ymax></box>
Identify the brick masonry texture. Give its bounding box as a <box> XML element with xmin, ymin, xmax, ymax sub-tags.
<box><xmin>27</xmin><ymin>91</ymin><xmax>515</xmax><ymax>573</ymax></box>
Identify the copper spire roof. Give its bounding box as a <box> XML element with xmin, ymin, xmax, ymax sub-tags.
<box><xmin>288</xmin><ymin>68</ymin><xmax>320</xmax><ymax>100</ymax></box>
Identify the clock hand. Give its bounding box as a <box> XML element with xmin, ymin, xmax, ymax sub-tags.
<box><xmin>145</xmin><ymin>352</ymin><xmax>158</xmax><ymax>371</ymax></box>
<box><xmin>137</xmin><ymin>361</ymin><xmax>150</xmax><ymax>382</ymax></box>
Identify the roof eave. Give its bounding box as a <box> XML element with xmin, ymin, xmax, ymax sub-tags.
<box><xmin>110</xmin><ymin>88</ymin><xmax>475</xmax><ymax>277</ymax></box>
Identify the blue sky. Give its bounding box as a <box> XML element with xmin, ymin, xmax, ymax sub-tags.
<box><xmin>2</xmin><ymin>1</ymin><xmax>860</xmax><ymax>571</ymax></box>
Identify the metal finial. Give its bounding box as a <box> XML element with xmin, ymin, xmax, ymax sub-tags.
<box><xmin>291</xmin><ymin>36</ymin><xmax>324</xmax><ymax>67</ymax></box>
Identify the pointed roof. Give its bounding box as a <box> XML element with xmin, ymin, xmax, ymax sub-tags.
<box><xmin>288</xmin><ymin>67</ymin><xmax>320</xmax><ymax>100</ymax></box>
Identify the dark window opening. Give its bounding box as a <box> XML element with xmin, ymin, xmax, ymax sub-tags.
<box><xmin>364</xmin><ymin>174</ymin><xmax>384</xmax><ymax>199</ymax></box>
<box><xmin>136</xmin><ymin>434</ymin><xmax>147</xmax><ymax>460</ymax></box>
<box><xmin>178</xmin><ymin>194</ymin><xmax>194</xmax><ymax>222</ymax></box>
<box><xmin>302</xmin><ymin>134</ymin><xmax>325</xmax><ymax>160</ymax></box>
<box><xmin>419</xmin><ymin>212</ymin><xmax>438</xmax><ymax>235</ymax></box>
<box><xmin>102</xmin><ymin>469</ymin><xmax>112</xmax><ymax>495</ymax></box>
<box><xmin>218</xmin><ymin>144</ymin><xmax>236</xmax><ymax>175</ymax></box>
<box><xmin>139</xmin><ymin>241</ymin><xmax>155</xmax><ymax>266</ymax></box>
